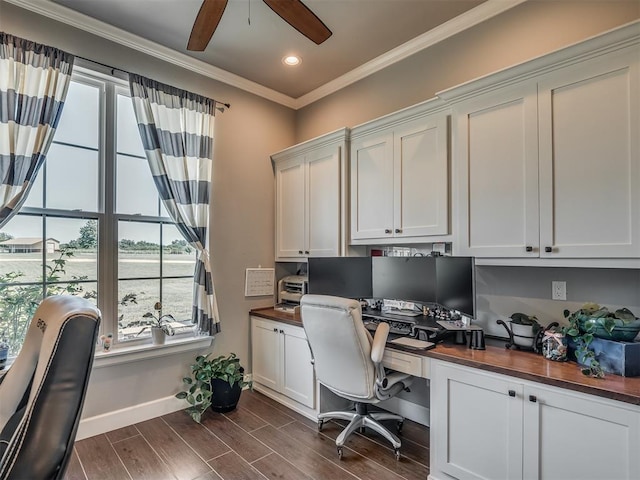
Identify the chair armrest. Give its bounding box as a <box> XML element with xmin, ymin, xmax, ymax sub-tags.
<box><xmin>371</xmin><ymin>322</ymin><xmax>390</xmax><ymax>364</ymax></box>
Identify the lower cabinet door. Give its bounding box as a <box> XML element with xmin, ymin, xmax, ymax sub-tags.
<box><xmin>281</xmin><ymin>324</ymin><xmax>315</xmax><ymax>409</ymax></box>
<box><xmin>251</xmin><ymin>318</ymin><xmax>280</xmax><ymax>391</ymax></box>
<box><xmin>432</xmin><ymin>361</ymin><xmax>524</xmax><ymax>480</ymax></box>
<box><xmin>523</xmin><ymin>384</ymin><xmax>640</xmax><ymax>480</ymax></box>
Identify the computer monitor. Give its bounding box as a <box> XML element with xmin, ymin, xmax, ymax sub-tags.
<box><xmin>436</xmin><ymin>256</ymin><xmax>475</xmax><ymax>318</ymax></box>
<box><xmin>372</xmin><ymin>257</ymin><xmax>437</xmax><ymax>304</ymax></box>
<box><xmin>307</xmin><ymin>257</ymin><xmax>373</xmax><ymax>299</ymax></box>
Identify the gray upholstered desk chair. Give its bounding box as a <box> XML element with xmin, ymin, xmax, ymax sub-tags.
<box><xmin>300</xmin><ymin>294</ymin><xmax>413</xmax><ymax>460</ymax></box>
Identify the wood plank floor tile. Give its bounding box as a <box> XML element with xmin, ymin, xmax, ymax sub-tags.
<box><xmin>106</xmin><ymin>425</ymin><xmax>140</xmax><ymax>444</ymax></box>
<box><xmin>251</xmin><ymin>424</ymin><xmax>357</xmax><ymax>480</ymax></box>
<box><xmin>395</xmin><ymin>420</ymin><xmax>430</xmax><ymax>448</ymax></box>
<box><xmin>245</xmin><ymin>390</ymin><xmax>318</xmax><ymax>430</ymax></box>
<box><xmin>199</xmin><ymin>410</ymin><xmax>272</xmax><ymax>463</ymax></box>
<box><xmin>281</xmin><ymin>421</ymin><xmax>405</xmax><ymax>480</ymax></box>
<box><xmin>319</xmin><ymin>421</ymin><xmax>428</xmax><ymax>480</ymax></box>
<box><xmin>251</xmin><ymin>452</ymin><xmax>314</xmax><ymax>480</ymax></box>
<box><xmin>223</xmin><ymin>406</ymin><xmax>268</xmax><ymax>432</ymax></box>
<box><xmin>63</xmin><ymin>448</ymin><xmax>87</xmax><ymax>480</ymax></box>
<box><xmin>74</xmin><ymin>434</ymin><xmax>131</xmax><ymax>480</ymax></box>
<box><xmin>136</xmin><ymin>417</ymin><xmax>211</xmax><ymax>480</ymax></box>
<box><xmin>193</xmin><ymin>471</ymin><xmax>223</xmax><ymax>480</ymax></box>
<box><xmin>162</xmin><ymin>411</ymin><xmax>231</xmax><ymax>462</ymax></box>
<box><xmin>112</xmin><ymin>435</ymin><xmax>175</xmax><ymax>480</ymax></box>
<box><xmin>237</xmin><ymin>392</ymin><xmax>297</xmax><ymax>427</ymax></box>
<box><xmin>208</xmin><ymin>451</ymin><xmax>267</xmax><ymax>480</ymax></box>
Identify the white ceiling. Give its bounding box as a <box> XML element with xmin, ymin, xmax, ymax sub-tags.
<box><xmin>9</xmin><ymin>0</ymin><xmax>527</xmax><ymax>107</ymax></box>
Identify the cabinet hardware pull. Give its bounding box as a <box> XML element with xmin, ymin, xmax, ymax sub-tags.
<box><xmin>385</xmin><ymin>229</ymin><xmax>392</xmax><ymax>234</ymax></box>
<box><xmin>304</xmin><ymin>250</ymin><xmax>309</xmax><ymax>254</ymax></box>
<box><xmin>508</xmin><ymin>390</ymin><xmax>516</xmax><ymax>397</ymax></box>
<box><xmin>273</xmin><ymin>327</ymin><xmax>278</xmax><ymax>332</ymax></box>
<box><xmin>529</xmin><ymin>395</ymin><xmax>537</xmax><ymax>403</ymax></box>
<box><xmin>545</xmin><ymin>246</ymin><xmax>552</xmax><ymax>253</ymax></box>
<box><xmin>298</xmin><ymin>250</ymin><xmax>303</xmax><ymax>254</ymax></box>
<box><xmin>395</xmin><ymin>228</ymin><xmax>402</xmax><ymax>234</ymax></box>
<box><xmin>525</xmin><ymin>246</ymin><xmax>533</xmax><ymax>252</ymax></box>
<box><xmin>280</xmin><ymin>329</ymin><xmax>284</xmax><ymax>334</ymax></box>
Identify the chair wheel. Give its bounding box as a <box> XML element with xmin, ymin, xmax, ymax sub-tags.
<box><xmin>337</xmin><ymin>446</ymin><xmax>343</xmax><ymax>459</ymax></box>
<box><xmin>394</xmin><ymin>448</ymin><xmax>401</xmax><ymax>460</ymax></box>
<box><xmin>397</xmin><ymin>421</ymin><xmax>404</xmax><ymax>434</ymax></box>
<box><xmin>318</xmin><ymin>420</ymin><xmax>324</xmax><ymax>431</ymax></box>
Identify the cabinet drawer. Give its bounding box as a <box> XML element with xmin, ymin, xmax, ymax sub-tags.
<box><xmin>382</xmin><ymin>350</ymin><xmax>422</xmax><ymax>376</ymax></box>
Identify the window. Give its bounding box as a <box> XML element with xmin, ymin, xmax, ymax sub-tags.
<box><xmin>0</xmin><ymin>66</ymin><xmax>195</xmax><ymax>356</ymax></box>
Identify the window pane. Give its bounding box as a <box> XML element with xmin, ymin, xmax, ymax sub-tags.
<box><xmin>163</xmin><ymin>224</ymin><xmax>195</xmax><ymax>276</ymax></box>
<box><xmin>47</xmin><ymin>217</ymin><xmax>98</xmax><ymax>282</ymax></box>
<box><xmin>162</xmin><ymin>277</ymin><xmax>194</xmax><ymax>325</ymax></box>
<box><xmin>46</xmin><ymin>143</ymin><xmax>99</xmax><ymax>212</ymax></box>
<box><xmin>54</xmin><ymin>81</ymin><xmax>100</xmax><ymax>149</ymax></box>
<box><xmin>23</xmin><ymin>165</ymin><xmax>44</xmax><ymax>208</ymax></box>
<box><xmin>118</xmin><ymin>222</ymin><xmax>160</xmax><ymax>279</ymax></box>
<box><xmin>0</xmin><ymin>214</ymin><xmax>44</xmax><ymax>282</ymax></box>
<box><xmin>0</xmin><ymin>283</ymin><xmax>42</xmax><ymax>356</ymax></box>
<box><xmin>47</xmin><ymin>282</ymin><xmax>97</xmax><ymax>305</ymax></box>
<box><xmin>117</xmin><ymin>94</ymin><xmax>145</xmax><ymax>157</ymax></box>
<box><xmin>118</xmin><ymin>279</ymin><xmax>159</xmax><ymax>341</ymax></box>
<box><xmin>116</xmin><ymin>155</ymin><xmax>159</xmax><ymax>215</ymax></box>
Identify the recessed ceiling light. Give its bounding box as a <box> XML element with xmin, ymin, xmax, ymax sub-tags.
<box><xmin>282</xmin><ymin>55</ymin><xmax>301</xmax><ymax>66</ymax></box>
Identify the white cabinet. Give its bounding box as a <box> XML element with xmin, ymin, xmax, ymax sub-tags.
<box><xmin>273</xmin><ymin>128</ymin><xmax>347</xmax><ymax>260</ymax></box>
<box><xmin>449</xmin><ymin>39</ymin><xmax>639</xmax><ymax>260</ymax></box>
<box><xmin>251</xmin><ymin>316</ymin><xmax>315</xmax><ymax>409</ymax></box>
<box><xmin>431</xmin><ymin>360</ymin><xmax>640</xmax><ymax>480</ymax></box>
<box><xmin>350</xmin><ymin>99</ymin><xmax>449</xmax><ymax>243</ymax></box>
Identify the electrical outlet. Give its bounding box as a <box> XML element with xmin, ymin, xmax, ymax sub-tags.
<box><xmin>552</xmin><ymin>281</ymin><xmax>566</xmax><ymax>301</ymax></box>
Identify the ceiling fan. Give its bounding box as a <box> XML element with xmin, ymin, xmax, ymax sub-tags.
<box><xmin>187</xmin><ymin>0</ymin><xmax>332</xmax><ymax>51</ymax></box>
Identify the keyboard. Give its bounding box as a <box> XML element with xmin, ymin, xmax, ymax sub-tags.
<box><xmin>386</xmin><ymin>310</ymin><xmax>421</xmax><ymax>317</ymax></box>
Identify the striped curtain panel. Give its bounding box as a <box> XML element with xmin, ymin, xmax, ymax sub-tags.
<box><xmin>0</xmin><ymin>33</ymin><xmax>74</xmax><ymax>228</ymax></box>
<box><xmin>129</xmin><ymin>74</ymin><xmax>220</xmax><ymax>335</ymax></box>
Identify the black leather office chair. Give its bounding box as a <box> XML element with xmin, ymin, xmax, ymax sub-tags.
<box><xmin>0</xmin><ymin>295</ymin><xmax>101</xmax><ymax>480</ymax></box>
<box><xmin>301</xmin><ymin>294</ymin><xmax>413</xmax><ymax>459</ymax></box>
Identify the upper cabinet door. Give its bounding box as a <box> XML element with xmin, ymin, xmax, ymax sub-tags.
<box><xmin>454</xmin><ymin>83</ymin><xmax>539</xmax><ymax>257</ymax></box>
<box><xmin>306</xmin><ymin>144</ymin><xmax>341</xmax><ymax>257</ymax></box>
<box><xmin>350</xmin><ymin>131</ymin><xmax>395</xmax><ymax>240</ymax></box>
<box><xmin>537</xmin><ymin>47</ymin><xmax>640</xmax><ymax>258</ymax></box>
<box><xmin>394</xmin><ymin>116</ymin><xmax>449</xmax><ymax>237</ymax></box>
<box><xmin>275</xmin><ymin>158</ymin><xmax>305</xmax><ymax>258</ymax></box>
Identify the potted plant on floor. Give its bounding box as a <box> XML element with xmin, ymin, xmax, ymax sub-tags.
<box><xmin>138</xmin><ymin>302</ymin><xmax>175</xmax><ymax>345</ymax></box>
<box><xmin>176</xmin><ymin>352</ymin><xmax>252</xmax><ymax>422</ymax></box>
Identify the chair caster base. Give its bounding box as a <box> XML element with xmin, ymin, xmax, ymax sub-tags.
<box><xmin>318</xmin><ymin>420</ymin><xmax>324</xmax><ymax>432</ymax></box>
<box><xmin>337</xmin><ymin>446</ymin><xmax>343</xmax><ymax>459</ymax></box>
<box><xmin>394</xmin><ymin>448</ymin><xmax>401</xmax><ymax>460</ymax></box>
<box><xmin>397</xmin><ymin>421</ymin><xmax>404</xmax><ymax>434</ymax></box>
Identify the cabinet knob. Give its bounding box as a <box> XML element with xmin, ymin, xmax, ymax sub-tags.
<box><xmin>508</xmin><ymin>390</ymin><xmax>516</xmax><ymax>397</ymax></box>
<box><xmin>395</xmin><ymin>228</ymin><xmax>402</xmax><ymax>234</ymax></box>
<box><xmin>529</xmin><ymin>395</ymin><xmax>537</xmax><ymax>403</ymax></box>
<box><xmin>525</xmin><ymin>246</ymin><xmax>533</xmax><ymax>252</ymax></box>
<box><xmin>385</xmin><ymin>229</ymin><xmax>392</xmax><ymax>234</ymax></box>
<box><xmin>545</xmin><ymin>246</ymin><xmax>552</xmax><ymax>253</ymax></box>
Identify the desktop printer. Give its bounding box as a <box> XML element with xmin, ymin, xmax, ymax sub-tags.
<box><xmin>275</xmin><ymin>275</ymin><xmax>308</xmax><ymax>313</ymax></box>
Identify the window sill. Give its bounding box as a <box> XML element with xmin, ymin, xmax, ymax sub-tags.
<box><xmin>93</xmin><ymin>335</ymin><xmax>214</xmax><ymax>369</ymax></box>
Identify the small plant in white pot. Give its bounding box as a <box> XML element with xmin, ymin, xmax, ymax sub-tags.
<box><xmin>138</xmin><ymin>302</ymin><xmax>175</xmax><ymax>345</ymax></box>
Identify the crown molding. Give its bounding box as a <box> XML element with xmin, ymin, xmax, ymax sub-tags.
<box><xmin>294</xmin><ymin>0</ymin><xmax>528</xmax><ymax>108</ymax></box>
<box><xmin>6</xmin><ymin>0</ymin><xmax>525</xmax><ymax>110</ymax></box>
<box><xmin>5</xmin><ymin>0</ymin><xmax>297</xmax><ymax>108</ymax></box>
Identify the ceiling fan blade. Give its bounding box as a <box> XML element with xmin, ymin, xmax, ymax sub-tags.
<box><xmin>263</xmin><ymin>0</ymin><xmax>332</xmax><ymax>45</ymax></box>
<box><xmin>188</xmin><ymin>0</ymin><xmax>228</xmax><ymax>51</ymax></box>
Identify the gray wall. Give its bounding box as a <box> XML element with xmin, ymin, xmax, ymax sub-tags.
<box><xmin>1</xmin><ymin>1</ymin><xmax>294</xmax><ymax>417</ymax></box>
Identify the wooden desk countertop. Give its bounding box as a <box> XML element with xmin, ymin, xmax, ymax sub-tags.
<box><xmin>250</xmin><ymin>307</ymin><xmax>640</xmax><ymax>406</ymax></box>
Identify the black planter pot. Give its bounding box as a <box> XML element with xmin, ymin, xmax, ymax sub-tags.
<box><xmin>210</xmin><ymin>378</ymin><xmax>243</xmax><ymax>413</ymax></box>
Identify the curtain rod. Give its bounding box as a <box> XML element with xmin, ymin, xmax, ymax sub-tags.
<box><xmin>75</xmin><ymin>55</ymin><xmax>231</xmax><ymax>112</ymax></box>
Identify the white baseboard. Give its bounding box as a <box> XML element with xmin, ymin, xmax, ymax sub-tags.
<box><xmin>77</xmin><ymin>395</ymin><xmax>185</xmax><ymax>440</ymax></box>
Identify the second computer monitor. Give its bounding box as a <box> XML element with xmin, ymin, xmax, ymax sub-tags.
<box><xmin>372</xmin><ymin>257</ymin><xmax>437</xmax><ymax>305</ymax></box>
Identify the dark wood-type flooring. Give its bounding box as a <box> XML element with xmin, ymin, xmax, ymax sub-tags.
<box><xmin>65</xmin><ymin>390</ymin><xmax>429</xmax><ymax>480</ymax></box>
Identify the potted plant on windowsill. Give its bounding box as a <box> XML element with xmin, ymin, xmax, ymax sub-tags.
<box><xmin>176</xmin><ymin>352</ymin><xmax>252</xmax><ymax>422</ymax></box>
<box><xmin>138</xmin><ymin>302</ymin><xmax>175</xmax><ymax>345</ymax></box>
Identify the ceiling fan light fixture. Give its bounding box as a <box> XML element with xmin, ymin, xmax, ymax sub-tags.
<box><xmin>282</xmin><ymin>55</ymin><xmax>302</xmax><ymax>66</ymax></box>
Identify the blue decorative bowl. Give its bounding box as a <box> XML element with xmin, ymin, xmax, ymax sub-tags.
<box><xmin>579</xmin><ymin>317</ymin><xmax>640</xmax><ymax>342</ymax></box>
